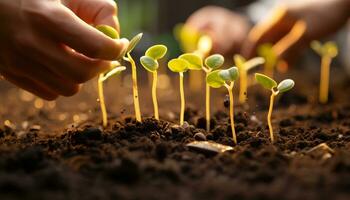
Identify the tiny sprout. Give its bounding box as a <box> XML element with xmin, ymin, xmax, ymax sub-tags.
<box><xmin>311</xmin><ymin>41</ymin><xmax>338</xmax><ymax>104</ymax></box>
<box><xmin>255</xmin><ymin>73</ymin><xmax>295</xmax><ymax>143</ymax></box>
<box><xmin>257</xmin><ymin>44</ymin><xmax>278</xmax><ymax>78</ymax></box>
<box><xmin>98</xmin><ymin>64</ymin><xmax>126</xmax><ymax>127</ymax></box>
<box><xmin>234</xmin><ymin>55</ymin><xmax>265</xmax><ymax>104</ymax></box>
<box><xmin>96</xmin><ymin>25</ymin><xmax>125</xmax><ymax>127</ymax></box>
<box><xmin>168</xmin><ymin>58</ymin><xmax>189</xmax><ymax>126</ymax></box>
<box><xmin>123</xmin><ymin>33</ymin><xmax>144</xmax><ymax>122</ymax></box>
<box><xmin>202</xmin><ymin>54</ymin><xmax>224</xmax><ymax>132</ymax></box>
<box><xmin>97</xmin><ymin>25</ymin><xmax>143</xmax><ymax>122</ymax></box>
<box><xmin>207</xmin><ymin>67</ymin><xmax>239</xmax><ymax>144</ymax></box>
<box><xmin>140</xmin><ymin>45</ymin><xmax>168</xmax><ymax>120</ymax></box>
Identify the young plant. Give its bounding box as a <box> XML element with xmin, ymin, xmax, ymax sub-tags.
<box><xmin>255</xmin><ymin>73</ymin><xmax>295</xmax><ymax>143</ymax></box>
<box><xmin>140</xmin><ymin>45</ymin><xmax>168</xmax><ymax>120</ymax></box>
<box><xmin>202</xmin><ymin>55</ymin><xmax>225</xmax><ymax>132</ymax></box>
<box><xmin>257</xmin><ymin>44</ymin><xmax>278</xmax><ymax>78</ymax></box>
<box><xmin>98</xmin><ymin>65</ymin><xmax>126</xmax><ymax>127</ymax></box>
<box><xmin>96</xmin><ymin>25</ymin><xmax>126</xmax><ymax>127</ymax></box>
<box><xmin>174</xmin><ymin>24</ymin><xmax>213</xmax><ymax>92</ymax></box>
<box><xmin>123</xmin><ymin>33</ymin><xmax>144</xmax><ymax>122</ymax></box>
<box><xmin>311</xmin><ymin>41</ymin><xmax>338</xmax><ymax>104</ymax></box>
<box><xmin>206</xmin><ymin>67</ymin><xmax>239</xmax><ymax>144</ymax></box>
<box><xmin>167</xmin><ymin>58</ymin><xmax>190</xmax><ymax>126</ymax></box>
<box><xmin>234</xmin><ymin>55</ymin><xmax>265</xmax><ymax>104</ymax></box>
<box><xmin>97</xmin><ymin>25</ymin><xmax>143</xmax><ymax>122</ymax></box>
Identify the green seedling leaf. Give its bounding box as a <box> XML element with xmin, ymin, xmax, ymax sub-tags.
<box><xmin>206</xmin><ymin>70</ymin><xmax>225</xmax><ymax>88</ymax></box>
<box><xmin>234</xmin><ymin>55</ymin><xmax>246</xmax><ymax>70</ymax></box>
<box><xmin>245</xmin><ymin>57</ymin><xmax>265</xmax><ymax>71</ymax></box>
<box><xmin>179</xmin><ymin>53</ymin><xmax>202</xmax><ymax>70</ymax></box>
<box><xmin>140</xmin><ymin>56</ymin><xmax>159</xmax><ymax>73</ymax></box>
<box><xmin>100</xmin><ymin>66</ymin><xmax>126</xmax><ymax>82</ymax></box>
<box><xmin>219</xmin><ymin>67</ymin><xmax>239</xmax><ymax>82</ymax></box>
<box><xmin>127</xmin><ymin>33</ymin><xmax>143</xmax><ymax>54</ymax></box>
<box><xmin>96</xmin><ymin>25</ymin><xmax>119</xmax><ymax>39</ymax></box>
<box><xmin>205</xmin><ymin>54</ymin><xmax>224</xmax><ymax>70</ymax></box>
<box><xmin>255</xmin><ymin>73</ymin><xmax>277</xmax><ymax>90</ymax></box>
<box><xmin>310</xmin><ymin>41</ymin><xmax>323</xmax><ymax>55</ymax></box>
<box><xmin>146</xmin><ymin>45</ymin><xmax>167</xmax><ymax>60</ymax></box>
<box><xmin>311</xmin><ymin>41</ymin><xmax>338</xmax><ymax>58</ymax></box>
<box><xmin>168</xmin><ymin>58</ymin><xmax>189</xmax><ymax>73</ymax></box>
<box><xmin>277</xmin><ymin>79</ymin><xmax>295</xmax><ymax>93</ymax></box>
<box><xmin>323</xmin><ymin>42</ymin><xmax>338</xmax><ymax>58</ymax></box>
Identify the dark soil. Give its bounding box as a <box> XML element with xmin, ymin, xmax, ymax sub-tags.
<box><xmin>1</xmin><ymin>65</ymin><xmax>350</xmax><ymax>200</ymax></box>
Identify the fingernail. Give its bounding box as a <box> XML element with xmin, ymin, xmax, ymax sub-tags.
<box><xmin>116</xmin><ymin>38</ymin><xmax>130</xmax><ymax>58</ymax></box>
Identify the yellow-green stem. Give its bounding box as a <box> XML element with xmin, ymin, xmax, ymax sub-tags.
<box><xmin>127</xmin><ymin>53</ymin><xmax>142</xmax><ymax>122</ymax></box>
<box><xmin>268</xmin><ymin>92</ymin><xmax>277</xmax><ymax>143</ymax></box>
<box><xmin>226</xmin><ymin>84</ymin><xmax>237</xmax><ymax>144</ymax></box>
<box><xmin>179</xmin><ymin>72</ymin><xmax>185</xmax><ymax>126</ymax></box>
<box><xmin>152</xmin><ymin>71</ymin><xmax>159</xmax><ymax>120</ymax></box>
<box><xmin>206</xmin><ymin>81</ymin><xmax>211</xmax><ymax>132</ymax></box>
<box><xmin>239</xmin><ymin>70</ymin><xmax>248</xmax><ymax>104</ymax></box>
<box><xmin>319</xmin><ymin>56</ymin><xmax>331</xmax><ymax>104</ymax></box>
<box><xmin>98</xmin><ymin>74</ymin><xmax>107</xmax><ymax>127</ymax></box>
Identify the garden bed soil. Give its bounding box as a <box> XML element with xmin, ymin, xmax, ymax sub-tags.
<box><xmin>1</xmin><ymin>65</ymin><xmax>350</xmax><ymax>200</ymax></box>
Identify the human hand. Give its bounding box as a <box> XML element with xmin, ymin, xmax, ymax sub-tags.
<box><xmin>0</xmin><ymin>0</ymin><xmax>128</xmax><ymax>100</ymax></box>
<box><xmin>185</xmin><ymin>6</ymin><xmax>251</xmax><ymax>57</ymax></box>
<box><xmin>242</xmin><ymin>0</ymin><xmax>350</xmax><ymax>60</ymax></box>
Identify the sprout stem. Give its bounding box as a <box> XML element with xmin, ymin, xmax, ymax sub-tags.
<box><xmin>206</xmin><ymin>82</ymin><xmax>211</xmax><ymax>132</ymax></box>
<box><xmin>268</xmin><ymin>91</ymin><xmax>278</xmax><ymax>143</ymax></box>
<box><xmin>98</xmin><ymin>74</ymin><xmax>108</xmax><ymax>127</ymax></box>
<box><xmin>127</xmin><ymin>53</ymin><xmax>142</xmax><ymax>122</ymax></box>
<box><xmin>320</xmin><ymin>56</ymin><xmax>331</xmax><ymax>104</ymax></box>
<box><xmin>239</xmin><ymin>70</ymin><xmax>248</xmax><ymax>104</ymax></box>
<box><xmin>152</xmin><ymin>71</ymin><xmax>159</xmax><ymax>120</ymax></box>
<box><xmin>179</xmin><ymin>72</ymin><xmax>185</xmax><ymax>126</ymax></box>
<box><xmin>226</xmin><ymin>83</ymin><xmax>237</xmax><ymax>144</ymax></box>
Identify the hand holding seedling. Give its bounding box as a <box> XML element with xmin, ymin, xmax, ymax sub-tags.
<box><xmin>311</xmin><ymin>41</ymin><xmax>338</xmax><ymax>104</ymax></box>
<box><xmin>207</xmin><ymin>67</ymin><xmax>239</xmax><ymax>144</ymax></box>
<box><xmin>141</xmin><ymin>45</ymin><xmax>168</xmax><ymax>120</ymax></box>
<box><xmin>255</xmin><ymin>73</ymin><xmax>295</xmax><ymax>143</ymax></box>
<box><xmin>0</xmin><ymin>0</ymin><xmax>128</xmax><ymax>100</ymax></box>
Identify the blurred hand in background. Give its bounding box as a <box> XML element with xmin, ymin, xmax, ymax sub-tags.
<box><xmin>242</xmin><ymin>0</ymin><xmax>350</xmax><ymax>60</ymax></box>
<box><xmin>185</xmin><ymin>6</ymin><xmax>252</xmax><ymax>57</ymax></box>
<box><xmin>0</xmin><ymin>0</ymin><xmax>128</xmax><ymax>100</ymax></box>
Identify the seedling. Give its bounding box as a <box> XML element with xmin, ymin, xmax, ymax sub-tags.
<box><xmin>97</xmin><ymin>65</ymin><xmax>126</xmax><ymax>127</ymax></box>
<box><xmin>140</xmin><ymin>45</ymin><xmax>168</xmax><ymax>120</ymax></box>
<box><xmin>257</xmin><ymin>44</ymin><xmax>278</xmax><ymax>78</ymax></box>
<box><xmin>202</xmin><ymin>55</ymin><xmax>224</xmax><ymax>132</ymax></box>
<box><xmin>96</xmin><ymin>25</ymin><xmax>126</xmax><ymax>127</ymax></box>
<box><xmin>234</xmin><ymin>55</ymin><xmax>265</xmax><ymax>104</ymax></box>
<box><xmin>168</xmin><ymin>58</ymin><xmax>189</xmax><ymax>125</ymax></box>
<box><xmin>97</xmin><ymin>25</ymin><xmax>143</xmax><ymax>122</ymax></box>
<box><xmin>207</xmin><ymin>67</ymin><xmax>239</xmax><ymax>144</ymax></box>
<box><xmin>255</xmin><ymin>73</ymin><xmax>295</xmax><ymax>143</ymax></box>
<box><xmin>311</xmin><ymin>41</ymin><xmax>338</xmax><ymax>104</ymax></box>
<box><xmin>174</xmin><ymin>24</ymin><xmax>213</xmax><ymax>92</ymax></box>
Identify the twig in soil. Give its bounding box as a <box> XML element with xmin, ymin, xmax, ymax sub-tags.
<box><xmin>207</xmin><ymin>67</ymin><xmax>239</xmax><ymax>144</ymax></box>
<box><xmin>311</xmin><ymin>41</ymin><xmax>338</xmax><ymax>104</ymax></box>
<box><xmin>255</xmin><ymin>73</ymin><xmax>295</xmax><ymax>143</ymax></box>
<box><xmin>140</xmin><ymin>45</ymin><xmax>168</xmax><ymax>120</ymax></box>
